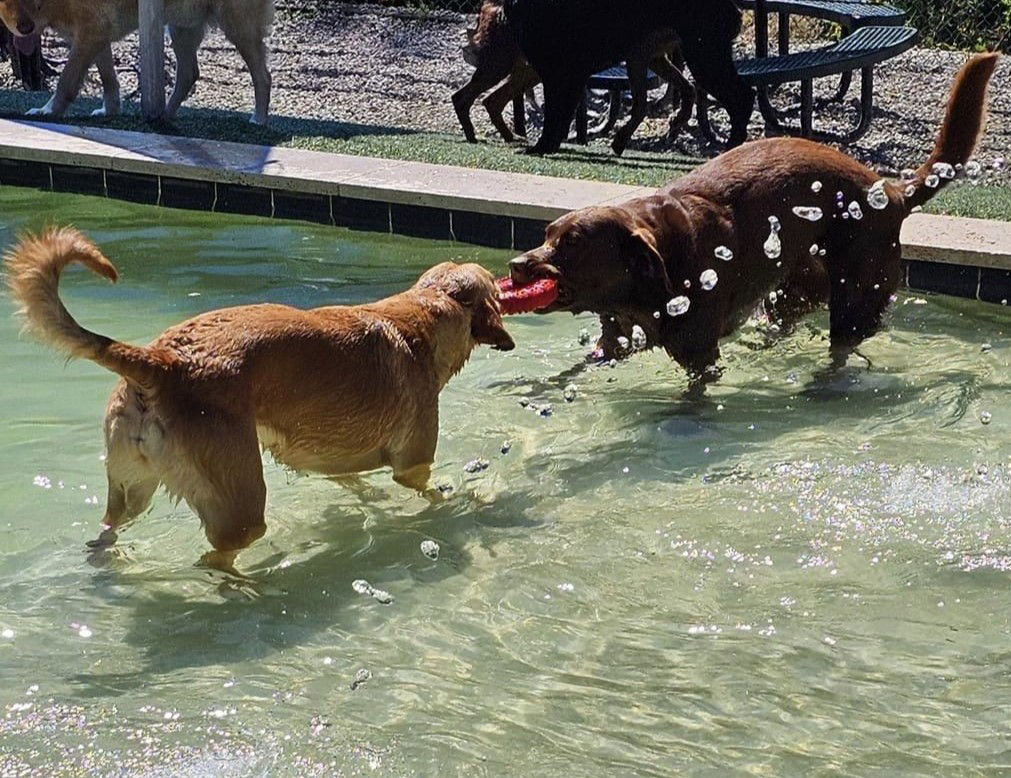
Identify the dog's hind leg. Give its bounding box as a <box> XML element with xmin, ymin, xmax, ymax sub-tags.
<box><xmin>826</xmin><ymin>237</ymin><xmax>903</xmax><ymax>369</ymax></box>
<box><xmin>170</xmin><ymin>415</ymin><xmax>267</xmax><ymax>573</ymax></box>
<box><xmin>217</xmin><ymin>14</ymin><xmax>271</xmax><ymax>125</ymax></box>
<box><xmin>90</xmin><ymin>45</ymin><xmax>121</xmax><ymax>117</ymax></box>
<box><xmin>165</xmin><ymin>24</ymin><xmax>205</xmax><ymax>119</ymax></box>
<box><xmin>87</xmin><ymin>394</ymin><xmax>162</xmax><ymax>549</ymax></box>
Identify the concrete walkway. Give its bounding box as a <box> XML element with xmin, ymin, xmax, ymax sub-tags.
<box><xmin>0</xmin><ymin>118</ymin><xmax>1008</xmax><ymax>271</ymax></box>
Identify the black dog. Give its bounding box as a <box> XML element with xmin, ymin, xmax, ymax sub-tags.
<box><xmin>504</xmin><ymin>0</ymin><xmax>753</xmax><ymax>155</ymax></box>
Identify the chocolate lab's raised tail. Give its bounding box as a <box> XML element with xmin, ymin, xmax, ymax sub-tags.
<box><xmin>6</xmin><ymin>227</ymin><xmax>514</xmax><ymax>573</ymax></box>
<box><xmin>904</xmin><ymin>52</ymin><xmax>999</xmax><ymax>211</ymax></box>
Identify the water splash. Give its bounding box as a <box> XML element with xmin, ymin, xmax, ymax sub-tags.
<box><xmin>792</xmin><ymin>206</ymin><xmax>823</xmax><ymax>222</ymax></box>
<box><xmin>666</xmin><ymin>296</ymin><xmax>691</xmax><ymax>317</ymax></box>
<box><xmin>866</xmin><ymin>180</ymin><xmax>889</xmax><ymax>210</ymax></box>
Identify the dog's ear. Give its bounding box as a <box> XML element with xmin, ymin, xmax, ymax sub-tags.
<box><xmin>472</xmin><ymin>297</ymin><xmax>515</xmax><ymax>351</ymax></box>
<box><xmin>624</xmin><ymin>227</ymin><xmax>675</xmax><ymax>303</ymax></box>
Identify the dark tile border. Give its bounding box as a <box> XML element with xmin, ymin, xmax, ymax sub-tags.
<box><xmin>907</xmin><ymin>259</ymin><xmax>979</xmax><ymax>300</ymax></box>
<box><xmin>0</xmin><ymin>158</ymin><xmax>51</xmax><ymax>189</ymax></box>
<box><xmin>391</xmin><ymin>202</ymin><xmax>451</xmax><ymax>241</ymax></box>
<box><xmin>2</xmin><ymin>159</ymin><xmax>1009</xmax><ymax>307</ymax></box>
<box><xmin>160</xmin><ymin>176</ymin><xmax>215</xmax><ymax>211</ymax></box>
<box><xmin>452</xmin><ymin>210</ymin><xmax>512</xmax><ymax>249</ymax></box>
<box><xmin>215</xmin><ymin>183</ymin><xmax>273</xmax><ymax>218</ymax></box>
<box><xmin>333</xmin><ymin>196</ymin><xmax>389</xmax><ymax>233</ymax></box>
<box><xmin>273</xmin><ymin>190</ymin><xmax>332</xmax><ymax>225</ymax></box>
<box><xmin>51</xmin><ymin>164</ymin><xmax>105</xmax><ymax>197</ymax></box>
<box><xmin>979</xmin><ymin>267</ymin><xmax>1011</xmax><ymax>306</ymax></box>
<box><xmin>106</xmin><ymin>170</ymin><xmax>159</xmax><ymax>205</ymax></box>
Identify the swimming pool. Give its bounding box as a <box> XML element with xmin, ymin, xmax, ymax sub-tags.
<box><xmin>1</xmin><ymin>187</ymin><xmax>1010</xmax><ymax>775</ymax></box>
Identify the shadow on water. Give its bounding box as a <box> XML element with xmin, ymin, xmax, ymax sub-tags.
<box><xmin>65</xmin><ymin>485</ymin><xmax>546</xmax><ymax>697</ymax></box>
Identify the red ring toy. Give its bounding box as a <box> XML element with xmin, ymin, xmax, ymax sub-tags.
<box><xmin>496</xmin><ymin>276</ymin><xmax>559</xmax><ymax>315</ymax></box>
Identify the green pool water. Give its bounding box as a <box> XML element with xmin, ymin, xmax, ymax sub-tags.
<box><xmin>1</xmin><ymin>188</ymin><xmax>1010</xmax><ymax>776</ymax></box>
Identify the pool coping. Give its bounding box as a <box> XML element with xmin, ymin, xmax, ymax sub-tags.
<box><xmin>0</xmin><ymin>118</ymin><xmax>1009</xmax><ymax>305</ymax></box>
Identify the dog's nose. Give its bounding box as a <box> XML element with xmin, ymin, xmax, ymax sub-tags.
<box><xmin>509</xmin><ymin>255</ymin><xmax>534</xmax><ymax>283</ymax></box>
<box><xmin>16</xmin><ymin>19</ymin><xmax>35</xmax><ymax>36</ymax></box>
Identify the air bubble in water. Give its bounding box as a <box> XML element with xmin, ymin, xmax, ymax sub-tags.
<box><xmin>866</xmin><ymin>180</ymin><xmax>889</xmax><ymax>210</ymax></box>
<box><xmin>714</xmin><ymin>245</ymin><xmax>733</xmax><ymax>262</ymax></box>
<box><xmin>811</xmin><ymin>181</ymin><xmax>822</xmax><ymax>193</ymax></box>
<box><xmin>792</xmin><ymin>206</ymin><xmax>823</xmax><ymax>221</ymax></box>
<box><xmin>420</xmin><ymin>540</ymin><xmax>440</xmax><ymax>560</ymax></box>
<box><xmin>666</xmin><ymin>296</ymin><xmax>690</xmax><ymax>317</ymax></box>
<box><xmin>350</xmin><ymin>669</ymin><xmax>373</xmax><ymax>691</ymax></box>
<box><xmin>932</xmin><ymin>162</ymin><xmax>956</xmax><ymax>179</ymax></box>
<box><xmin>700</xmin><ymin>269</ymin><xmax>718</xmax><ymax>290</ymax></box>
<box><xmin>631</xmin><ymin>325</ymin><xmax>647</xmax><ymax>350</ymax></box>
<box><xmin>925</xmin><ymin>174</ymin><xmax>939</xmax><ymax>189</ymax></box>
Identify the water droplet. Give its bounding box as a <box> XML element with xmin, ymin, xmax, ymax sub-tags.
<box><xmin>350</xmin><ymin>668</ymin><xmax>372</xmax><ymax>691</ymax></box>
<box><xmin>501</xmin><ymin>440</ymin><xmax>512</xmax><ymax>454</ymax></box>
<box><xmin>577</xmin><ymin>328</ymin><xmax>591</xmax><ymax>346</ymax></box>
<box><xmin>866</xmin><ymin>180</ymin><xmax>889</xmax><ymax>210</ymax></box>
<box><xmin>847</xmin><ymin>201</ymin><xmax>863</xmax><ymax>220</ymax></box>
<box><xmin>463</xmin><ymin>458</ymin><xmax>489</xmax><ymax>473</ymax></box>
<box><xmin>714</xmin><ymin>245</ymin><xmax>734</xmax><ymax>262</ymax></box>
<box><xmin>763</xmin><ymin>228</ymin><xmax>782</xmax><ymax>260</ymax></box>
<box><xmin>538</xmin><ymin>404</ymin><xmax>553</xmax><ymax>417</ymax></box>
<box><xmin>420</xmin><ymin>540</ymin><xmax>440</xmax><ymax>560</ymax></box>
<box><xmin>980</xmin><ymin>411</ymin><xmax>992</xmax><ymax>425</ymax></box>
<box><xmin>904</xmin><ymin>184</ymin><xmax>916</xmax><ymax>197</ymax></box>
<box><xmin>965</xmin><ymin>160</ymin><xmax>982</xmax><ymax>179</ymax></box>
<box><xmin>700</xmin><ymin>269</ymin><xmax>718</xmax><ymax>290</ymax></box>
<box><xmin>811</xmin><ymin>180</ymin><xmax>822</xmax><ymax>193</ymax></box>
<box><xmin>932</xmin><ymin>161</ymin><xmax>956</xmax><ymax>179</ymax></box>
<box><xmin>78</xmin><ymin>625</ymin><xmax>92</xmax><ymax>639</ymax></box>
<box><xmin>631</xmin><ymin>325</ymin><xmax>647</xmax><ymax>350</ymax></box>
<box><xmin>981</xmin><ymin>342</ymin><xmax>992</xmax><ymax>353</ymax></box>
<box><xmin>792</xmin><ymin>206</ymin><xmax>823</xmax><ymax>221</ymax></box>
<box><xmin>924</xmin><ymin>174</ymin><xmax>939</xmax><ymax>189</ymax></box>
<box><xmin>818</xmin><ymin>248</ymin><xmax>826</xmax><ymax>256</ymax></box>
<box><xmin>683</xmin><ymin>279</ymin><xmax>691</xmax><ymax>289</ymax></box>
<box><xmin>563</xmin><ymin>384</ymin><xmax>577</xmax><ymax>402</ymax></box>
<box><xmin>1</xmin><ymin>628</ymin><xmax>13</xmax><ymax>640</ymax></box>
<box><xmin>352</xmin><ymin>579</ymin><xmax>373</xmax><ymax>595</ymax></box>
<box><xmin>616</xmin><ymin>336</ymin><xmax>630</xmax><ymax>352</ymax></box>
<box><xmin>768</xmin><ymin>215</ymin><xmax>781</xmax><ymax>232</ymax></box>
<box><xmin>900</xmin><ymin>168</ymin><xmax>916</xmax><ymax>181</ymax></box>
<box><xmin>666</xmin><ymin>296</ymin><xmax>690</xmax><ymax>317</ymax></box>
<box><xmin>768</xmin><ymin>291</ymin><xmax>778</xmax><ymax>303</ymax></box>
<box><xmin>809</xmin><ymin>244</ymin><xmax>819</xmax><ymax>256</ymax></box>
<box><xmin>652</xmin><ymin>311</ymin><xmax>661</xmax><ymax>319</ymax></box>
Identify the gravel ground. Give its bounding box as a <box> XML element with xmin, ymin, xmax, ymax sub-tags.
<box><xmin>2</xmin><ymin>2</ymin><xmax>1008</xmax><ymax>185</ymax></box>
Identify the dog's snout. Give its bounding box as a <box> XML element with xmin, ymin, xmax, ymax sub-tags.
<box><xmin>509</xmin><ymin>255</ymin><xmax>535</xmax><ymax>283</ymax></box>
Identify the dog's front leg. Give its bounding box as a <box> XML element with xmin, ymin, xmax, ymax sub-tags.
<box><xmin>90</xmin><ymin>44</ymin><xmax>121</xmax><ymax>117</ymax></box>
<box><xmin>27</xmin><ymin>39</ymin><xmax>104</xmax><ymax>117</ymax></box>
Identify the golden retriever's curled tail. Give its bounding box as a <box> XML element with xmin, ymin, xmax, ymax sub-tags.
<box><xmin>5</xmin><ymin>227</ymin><xmax>164</xmax><ymax>389</ymax></box>
<box><xmin>904</xmin><ymin>53</ymin><xmax>999</xmax><ymax>211</ymax></box>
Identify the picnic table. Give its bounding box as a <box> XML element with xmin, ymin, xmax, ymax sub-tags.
<box><xmin>698</xmin><ymin>0</ymin><xmax>918</xmax><ymax>143</ymax></box>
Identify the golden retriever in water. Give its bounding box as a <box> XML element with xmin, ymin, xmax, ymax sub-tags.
<box><xmin>6</xmin><ymin>227</ymin><xmax>514</xmax><ymax>571</ymax></box>
<box><xmin>0</xmin><ymin>0</ymin><xmax>273</xmax><ymax>122</ymax></box>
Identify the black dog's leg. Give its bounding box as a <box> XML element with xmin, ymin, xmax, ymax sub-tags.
<box><xmin>681</xmin><ymin>37</ymin><xmax>753</xmax><ymax>148</ymax></box>
<box><xmin>529</xmin><ymin>76</ymin><xmax>584</xmax><ymax>155</ymax></box>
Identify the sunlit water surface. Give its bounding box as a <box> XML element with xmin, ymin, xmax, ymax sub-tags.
<box><xmin>1</xmin><ymin>189</ymin><xmax>1010</xmax><ymax>776</ymax></box>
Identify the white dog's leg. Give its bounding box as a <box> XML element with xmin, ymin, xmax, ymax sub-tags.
<box><xmin>90</xmin><ymin>45</ymin><xmax>121</xmax><ymax>117</ymax></box>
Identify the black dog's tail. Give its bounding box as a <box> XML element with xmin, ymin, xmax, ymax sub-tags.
<box><xmin>904</xmin><ymin>53</ymin><xmax>999</xmax><ymax>212</ymax></box>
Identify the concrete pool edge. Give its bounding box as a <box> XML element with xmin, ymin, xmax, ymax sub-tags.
<box><xmin>0</xmin><ymin>118</ymin><xmax>1009</xmax><ymax>305</ymax></box>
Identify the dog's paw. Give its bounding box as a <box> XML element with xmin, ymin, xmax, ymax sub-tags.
<box><xmin>90</xmin><ymin>105</ymin><xmax>119</xmax><ymax>118</ymax></box>
<box><xmin>26</xmin><ymin>105</ymin><xmax>55</xmax><ymax>117</ymax></box>
<box><xmin>85</xmin><ymin>528</ymin><xmax>119</xmax><ymax>550</ymax></box>
<box><xmin>248</xmin><ymin>113</ymin><xmax>269</xmax><ymax>126</ymax></box>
